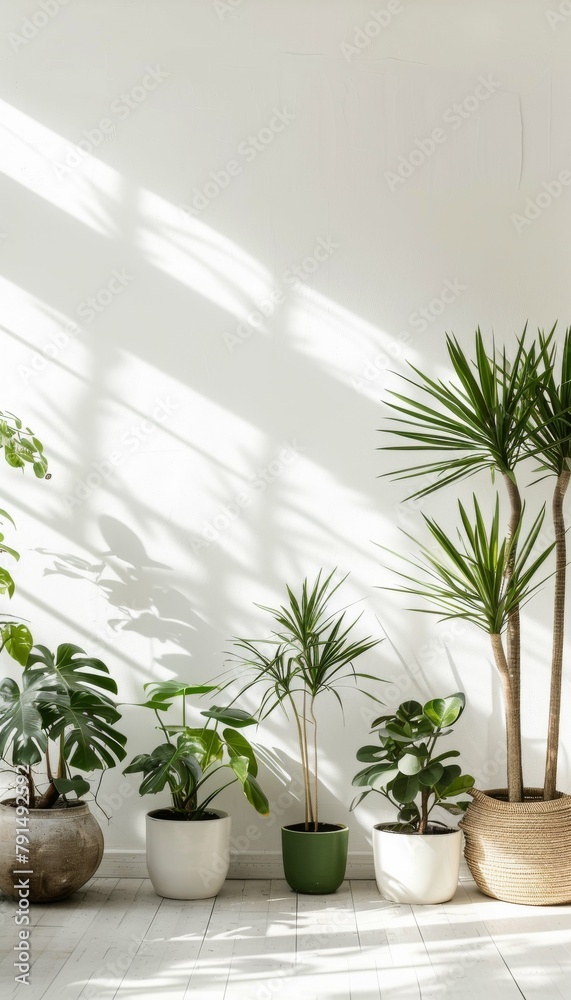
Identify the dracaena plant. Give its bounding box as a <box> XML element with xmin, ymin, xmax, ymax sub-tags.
<box><xmin>123</xmin><ymin>680</ymin><xmax>270</xmax><ymax>820</ymax></box>
<box><xmin>380</xmin><ymin>326</ymin><xmax>570</xmax><ymax>802</ymax></box>
<box><xmin>0</xmin><ymin>644</ymin><xmax>127</xmax><ymax>809</ymax></box>
<box><xmin>351</xmin><ymin>693</ymin><xmax>474</xmax><ymax>833</ymax></box>
<box><xmin>0</xmin><ymin>410</ymin><xmax>48</xmax><ymax>665</ymax></box>
<box><xmin>227</xmin><ymin>570</ymin><xmax>382</xmax><ymax>831</ymax></box>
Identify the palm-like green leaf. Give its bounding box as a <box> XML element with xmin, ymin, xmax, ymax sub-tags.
<box><xmin>521</xmin><ymin>327</ymin><xmax>571</xmax><ymax>476</ymax></box>
<box><xmin>380</xmin><ymin>329</ymin><xmax>543</xmax><ymax>499</ymax></box>
<box><xmin>382</xmin><ymin>495</ymin><xmax>554</xmax><ymax>634</ymax></box>
<box><xmin>229</xmin><ymin>571</ymin><xmax>383</xmax><ymax>826</ymax></box>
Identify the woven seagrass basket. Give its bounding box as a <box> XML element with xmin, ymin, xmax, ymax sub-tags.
<box><xmin>460</xmin><ymin>787</ymin><xmax>571</xmax><ymax>905</ymax></box>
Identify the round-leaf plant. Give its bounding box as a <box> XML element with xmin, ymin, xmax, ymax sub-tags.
<box><xmin>351</xmin><ymin>693</ymin><xmax>474</xmax><ymax>833</ymax></box>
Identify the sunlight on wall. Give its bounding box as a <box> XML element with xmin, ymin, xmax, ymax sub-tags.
<box><xmin>138</xmin><ymin>188</ymin><xmax>273</xmax><ymax>321</ymax></box>
<box><xmin>0</xmin><ymin>99</ymin><xmax>118</xmax><ymax>239</ymax></box>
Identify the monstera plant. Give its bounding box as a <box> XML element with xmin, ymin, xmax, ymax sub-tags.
<box><xmin>0</xmin><ymin>643</ymin><xmax>127</xmax><ymax>902</ymax></box>
<box><xmin>0</xmin><ymin>643</ymin><xmax>127</xmax><ymax>808</ymax></box>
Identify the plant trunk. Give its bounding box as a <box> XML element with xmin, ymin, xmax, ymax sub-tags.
<box><xmin>543</xmin><ymin>469</ymin><xmax>571</xmax><ymax>800</ymax></box>
<box><xmin>24</xmin><ymin>767</ymin><xmax>35</xmax><ymax>809</ymax></box>
<box><xmin>290</xmin><ymin>695</ymin><xmax>313</xmax><ymax>829</ymax></box>
<box><xmin>502</xmin><ymin>473</ymin><xmax>524</xmax><ymax>798</ymax></box>
<box><xmin>310</xmin><ymin>699</ymin><xmax>318</xmax><ymax>832</ymax></box>
<box><xmin>490</xmin><ymin>633</ymin><xmax>523</xmax><ymax>801</ymax></box>
<box><xmin>35</xmin><ymin>781</ymin><xmax>60</xmax><ymax>810</ymax></box>
<box><xmin>419</xmin><ymin>787</ymin><xmax>429</xmax><ymax>834</ymax></box>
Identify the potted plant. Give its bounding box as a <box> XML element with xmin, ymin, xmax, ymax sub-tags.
<box><xmin>379</xmin><ymin>327</ymin><xmax>571</xmax><ymax>904</ymax></box>
<box><xmin>351</xmin><ymin>693</ymin><xmax>474</xmax><ymax>903</ymax></box>
<box><xmin>228</xmin><ymin>570</ymin><xmax>382</xmax><ymax>894</ymax></box>
<box><xmin>123</xmin><ymin>680</ymin><xmax>269</xmax><ymax>899</ymax></box>
<box><xmin>0</xmin><ymin>643</ymin><xmax>127</xmax><ymax>902</ymax></box>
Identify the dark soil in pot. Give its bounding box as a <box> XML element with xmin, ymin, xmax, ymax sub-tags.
<box><xmin>147</xmin><ymin>808</ymin><xmax>221</xmax><ymax>821</ymax></box>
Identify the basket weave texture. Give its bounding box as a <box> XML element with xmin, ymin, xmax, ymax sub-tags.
<box><xmin>460</xmin><ymin>787</ymin><xmax>571</xmax><ymax>905</ymax></box>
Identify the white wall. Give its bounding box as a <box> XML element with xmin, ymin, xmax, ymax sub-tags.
<box><xmin>0</xmin><ymin>0</ymin><xmax>570</xmax><ymax>856</ymax></box>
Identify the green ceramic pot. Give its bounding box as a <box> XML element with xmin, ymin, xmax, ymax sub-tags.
<box><xmin>281</xmin><ymin>822</ymin><xmax>349</xmax><ymax>894</ymax></box>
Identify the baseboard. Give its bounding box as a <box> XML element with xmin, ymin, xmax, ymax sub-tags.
<box><xmin>99</xmin><ymin>849</ymin><xmax>473</xmax><ymax>882</ymax></box>
<box><xmin>98</xmin><ymin>850</ymin><xmax>376</xmax><ymax>879</ymax></box>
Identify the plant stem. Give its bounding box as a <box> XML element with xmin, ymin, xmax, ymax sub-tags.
<box><xmin>24</xmin><ymin>767</ymin><xmax>35</xmax><ymax>809</ymax></box>
<box><xmin>310</xmin><ymin>698</ymin><xmax>318</xmax><ymax>832</ymax></box>
<box><xmin>289</xmin><ymin>693</ymin><xmax>312</xmax><ymax>828</ymax></box>
<box><xmin>502</xmin><ymin>472</ymin><xmax>524</xmax><ymax>799</ymax></box>
<box><xmin>419</xmin><ymin>787</ymin><xmax>429</xmax><ymax>834</ymax></box>
<box><xmin>490</xmin><ymin>632</ymin><xmax>523</xmax><ymax>801</ymax></box>
<box><xmin>544</xmin><ymin>469</ymin><xmax>571</xmax><ymax>799</ymax></box>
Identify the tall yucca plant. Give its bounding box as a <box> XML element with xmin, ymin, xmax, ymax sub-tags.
<box><xmin>381</xmin><ymin>328</ymin><xmax>568</xmax><ymax>802</ymax></box>
<box><xmin>228</xmin><ymin>571</ymin><xmax>382</xmax><ymax>830</ymax></box>
<box><xmin>521</xmin><ymin>329</ymin><xmax>571</xmax><ymax>798</ymax></box>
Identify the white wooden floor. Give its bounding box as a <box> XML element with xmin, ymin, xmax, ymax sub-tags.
<box><xmin>1</xmin><ymin>876</ymin><xmax>571</xmax><ymax>1000</ymax></box>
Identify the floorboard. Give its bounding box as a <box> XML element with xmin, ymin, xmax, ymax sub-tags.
<box><xmin>1</xmin><ymin>877</ymin><xmax>570</xmax><ymax>999</ymax></box>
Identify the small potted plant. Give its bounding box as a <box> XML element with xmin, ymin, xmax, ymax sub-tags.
<box><xmin>0</xmin><ymin>643</ymin><xmax>128</xmax><ymax>902</ymax></box>
<box><xmin>123</xmin><ymin>679</ymin><xmax>269</xmax><ymax>899</ymax></box>
<box><xmin>228</xmin><ymin>570</ymin><xmax>382</xmax><ymax>894</ymax></box>
<box><xmin>351</xmin><ymin>693</ymin><xmax>474</xmax><ymax>903</ymax></box>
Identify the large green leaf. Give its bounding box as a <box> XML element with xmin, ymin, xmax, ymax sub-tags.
<box><xmin>201</xmin><ymin>705</ymin><xmax>257</xmax><ymax>728</ymax></box>
<box><xmin>141</xmin><ymin>679</ymin><xmax>217</xmax><ymax>709</ymax></box>
<box><xmin>124</xmin><ymin>739</ymin><xmax>201</xmax><ymax>798</ymax></box>
<box><xmin>223</xmin><ymin>727</ymin><xmax>258</xmax><ymax>776</ymax></box>
<box><xmin>0</xmin><ymin>674</ymin><xmax>60</xmax><ymax>765</ymax></box>
<box><xmin>1</xmin><ymin>624</ymin><xmax>33</xmax><ymax>665</ymax></box>
<box><xmin>423</xmin><ymin>693</ymin><xmax>465</xmax><ymax>728</ymax></box>
<box><xmin>398</xmin><ymin>753</ymin><xmax>422</xmax><ymax>776</ymax></box>
<box><xmin>27</xmin><ymin>644</ymin><xmax>118</xmax><ymax>700</ymax></box>
<box><xmin>50</xmin><ymin>692</ymin><xmax>127</xmax><ymax>771</ymax></box>
<box><xmin>241</xmin><ymin>772</ymin><xmax>270</xmax><ymax>815</ymax></box>
<box><xmin>0</xmin><ymin>567</ymin><xmax>15</xmax><ymax>598</ymax></box>
<box><xmin>438</xmin><ymin>773</ymin><xmax>475</xmax><ymax>798</ymax></box>
<box><xmin>418</xmin><ymin>762</ymin><xmax>444</xmax><ymax>787</ymax></box>
<box><xmin>54</xmin><ymin>775</ymin><xmax>90</xmax><ymax>798</ymax></box>
<box><xmin>392</xmin><ymin>773</ymin><xmax>420</xmax><ymax>803</ymax></box>
<box><xmin>228</xmin><ymin>753</ymin><xmax>249</xmax><ymax>783</ymax></box>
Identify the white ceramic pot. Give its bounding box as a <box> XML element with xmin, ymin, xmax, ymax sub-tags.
<box><xmin>372</xmin><ymin>824</ymin><xmax>462</xmax><ymax>904</ymax></box>
<box><xmin>146</xmin><ymin>809</ymin><xmax>231</xmax><ymax>899</ymax></box>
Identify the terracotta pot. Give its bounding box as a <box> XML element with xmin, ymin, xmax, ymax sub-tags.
<box><xmin>373</xmin><ymin>823</ymin><xmax>462</xmax><ymax>904</ymax></box>
<box><xmin>145</xmin><ymin>808</ymin><xmax>231</xmax><ymax>899</ymax></box>
<box><xmin>460</xmin><ymin>787</ymin><xmax>571</xmax><ymax>905</ymax></box>
<box><xmin>0</xmin><ymin>800</ymin><xmax>104</xmax><ymax>903</ymax></box>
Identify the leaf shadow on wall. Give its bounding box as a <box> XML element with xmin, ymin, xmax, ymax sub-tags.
<box><xmin>38</xmin><ymin>514</ymin><xmax>209</xmax><ymax>677</ymax></box>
